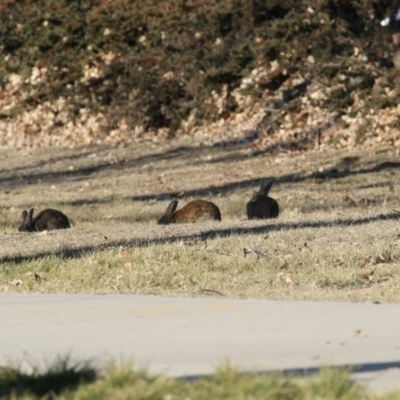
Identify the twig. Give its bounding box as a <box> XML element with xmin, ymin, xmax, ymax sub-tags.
<box><xmin>208</xmin><ymin>250</ymin><xmax>230</xmax><ymax>256</ymax></box>
<box><xmin>198</xmin><ymin>288</ymin><xmax>225</xmax><ymax>296</ymax></box>
<box><xmin>243</xmin><ymin>246</ymin><xmax>267</xmax><ymax>260</ymax></box>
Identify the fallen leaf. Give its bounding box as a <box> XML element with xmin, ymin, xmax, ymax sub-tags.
<box><xmin>363</xmin><ymin>270</ymin><xmax>375</xmax><ymax>282</ymax></box>
<box><xmin>354</xmin><ymin>329</ymin><xmax>362</xmax><ymax>337</ymax></box>
<box><xmin>124</xmin><ymin>262</ymin><xmax>133</xmax><ymax>270</ymax></box>
<box><xmin>285</xmin><ymin>276</ymin><xmax>294</xmax><ymax>285</ymax></box>
<box><xmin>279</xmin><ymin>260</ymin><xmax>289</xmax><ymax>270</ymax></box>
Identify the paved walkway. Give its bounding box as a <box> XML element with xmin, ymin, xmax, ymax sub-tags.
<box><xmin>2</xmin><ymin>294</ymin><xmax>400</xmax><ymax>393</ymax></box>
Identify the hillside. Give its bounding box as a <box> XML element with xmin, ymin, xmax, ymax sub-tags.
<box><xmin>0</xmin><ymin>0</ymin><xmax>399</xmax><ymax>151</ymax></box>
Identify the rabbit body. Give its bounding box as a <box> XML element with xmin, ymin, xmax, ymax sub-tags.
<box><xmin>158</xmin><ymin>199</ymin><xmax>221</xmax><ymax>224</ymax></box>
<box><xmin>19</xmin><ymin>208</ymin><xmax>70</xmax><ymax>232</ymax></box>
<box><xmin>247</xmin><ymin>179</ymin><xmax>279</xmax><ymax>219</ymax></box>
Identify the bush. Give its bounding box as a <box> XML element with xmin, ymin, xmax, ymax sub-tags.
<box><xmin>0</xmin><ymin>0</ymin><xmax>398</xmax><ymax>140</ymax></box>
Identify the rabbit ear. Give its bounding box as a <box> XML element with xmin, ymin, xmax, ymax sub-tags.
<box><xmin>21</xmin><ymin>210</ymin><xmax>27</xmax><ymax>224</ymax></box>
<box><xmin>165</xmin><ymin>200</ymin><xmax>179</xmax><ymax>217</ymax></box>
<box><xmin>259</xmin><ymin>179</ymin><xmax>275</xmax><ymax>195</ymax></box>
<box><xmin>158</xmin><ymin>200</ymin><xmax>179</xmax><ymax>224</ymax></box>
<box><xmin>28</xmin><ymin>208</ymin><xmax>34</xmax><ymax>223</ymax></box>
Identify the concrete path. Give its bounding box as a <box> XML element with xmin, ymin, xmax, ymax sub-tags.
<box><xmin>2</xmin><ymin>294</ymin><xmax>400</xmax><ymax>393</ymax></box>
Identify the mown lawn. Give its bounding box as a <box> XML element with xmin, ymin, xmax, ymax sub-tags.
<box><xmin>1</xmin><ymin>141</ymin><xmax>399</xmax><ymax>301</ymax></box>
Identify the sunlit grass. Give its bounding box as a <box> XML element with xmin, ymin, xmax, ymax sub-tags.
<box><xmin>1</xmin><ymin>360</ymin><xmax>397</xmax><ymax>400</ymax></box>
<box><xmin>0</xmin><ymin>142</ymin><xmax>399</xmax><ymax>302</ymax></box>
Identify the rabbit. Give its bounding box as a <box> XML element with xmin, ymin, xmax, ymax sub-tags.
<box><xmin>19</xmin><ymin>208</ymin><xmax>71</xmax><ymax>232</ymax></box>
<box><xmin>158</xmin><ymin>199</ymin><xmax>221</xmax><ymax>224</ymax></box>
<box><xmin>246</xmin><ymin>178</ymin><xmax>279</xmax><ymax>219</ymax></box>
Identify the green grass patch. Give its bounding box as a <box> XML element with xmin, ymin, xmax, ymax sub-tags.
<box><xmin>1</xmin><ymin>361</ymin><xmax>397</xmax><ymax>400</ymax></box>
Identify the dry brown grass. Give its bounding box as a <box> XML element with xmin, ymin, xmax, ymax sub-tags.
<box><xmin>1</xmin><ymin>139</ymin><xmax>400</xmax><ymax>301</ymax></box>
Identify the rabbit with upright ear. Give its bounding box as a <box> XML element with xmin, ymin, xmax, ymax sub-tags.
<box><xmin>158</xmin><ymin>199</ymin><xmax>221</xmax><ymax>224</ymax></box>
<box><xmin>247</xmin><ymin>179</ymin><xmax>279</xmax><ymax>219</ymax></box>
<box><xmin>19</xmin><ymin>208</ymin><xmax>71</xmax><ymax>232</ymax></box>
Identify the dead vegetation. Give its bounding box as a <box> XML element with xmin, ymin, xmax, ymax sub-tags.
<box><xmin>1</xmin><ymin>140</ymin><xmax>399</xmax><ymax>302</ymax></box>
<box><xmin>0</xmin><ymin>0</ymin><xmax>400</xmax><ymax>151</ymax></box>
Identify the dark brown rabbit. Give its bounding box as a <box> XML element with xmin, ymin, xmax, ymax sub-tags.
<box><xmin>19</xmin><ymin>208</ymin><xmax>70</xmax><ymax>232</ymax></box>
<box><xmin>247</xmin><ymin>179</ymin><xmax>279</xmax><ymax>219</ymax></box>
<box><xmin>158</xmin><ymin>199</ymin><xmax>221</xmax><ymax>224</ymax></box>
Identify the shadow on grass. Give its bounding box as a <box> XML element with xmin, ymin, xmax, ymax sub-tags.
<box><xmin>2</xmin><ymin>211</ymin><xmax>400</xmax><ymax>265</ymax></box>
<box><xmin>128</xmin><ymin>160</ymin><xmax>400</xmax><ymax>202</ymax></box>
<box><xmin>0</xmin><ymin>355</ymin><xmax>96</xmax><ymax>398</ymax></box>
<box><xmin>179</xmin><ymin>360</ymin><xmax>400</xmax><ymax>382</ymax></box>
<box><xmin>0</xmin><ymin>140</ymin><xmax>255</xmax><ymax>187</ymax></box>
<box><xmin>282</xmin><ymin>360</ymin><xmax>400</xmax><ymax>377</ymax></box>
<box><xmin>50</xmin><ymin>158</ymin><xmax>400</xmax><ymax>209</ymax></box>
<box><xmin>1</xmin><ymin>131</ymin><xmax>399</xmax><ymax>201</ymax></box>
<box><xmin>0</xmin><ymin>117</ymin><xmax>344</xmax><ymax>184</ymax></box>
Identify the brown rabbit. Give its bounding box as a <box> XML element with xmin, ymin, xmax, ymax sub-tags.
<box><xmin>158</xmin><ymin>199</ymin><xmax>221</xmax><ymax>224</ymax></box>
<box><xmin>247</xmin><ymin>179</ymin><xmax>279</xmax><ymax>219</ymax></box>
<box><xmin>19</xmin><ymin>208</ymin><xmax>71</xmax><ymax>232</ymax></box>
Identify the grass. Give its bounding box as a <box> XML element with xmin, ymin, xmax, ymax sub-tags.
<box><xmin>1</xmin><ymin>360</ymin><xmax>398</xmax><ymax>400</ymax></box>
<box><xmin>1</xmin><ymin>140</ymin><xmax>400</xmax><ymax>397</ymax></box>
<box><xmin>0</xmin><ymin>356</ymin><xmax>96</xmax><ymax>399</ymax></box>
<box><xmin>0</xmin><ymin>139</ymin><xmax>400</xmax><ymax>301</ymax></box>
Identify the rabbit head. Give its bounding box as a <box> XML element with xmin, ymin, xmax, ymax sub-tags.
<box><xmin>158</xmin><ymin>200</ymin><xmax>179</xmax><ymax>225</ymax></box>
<box><xmin>247</xmin><ymin>179</ymin><xmax>279</xmax><ymax>219</ymax></box>
<box><xmin>19</xmin><ymin>209</ymin><xmax>35</xmax><ymax>232</ymax></box>
<box><xmin>252</xmin><ymin>179</ymin><xmax>275</xmax><ymax>199</ymax></box>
